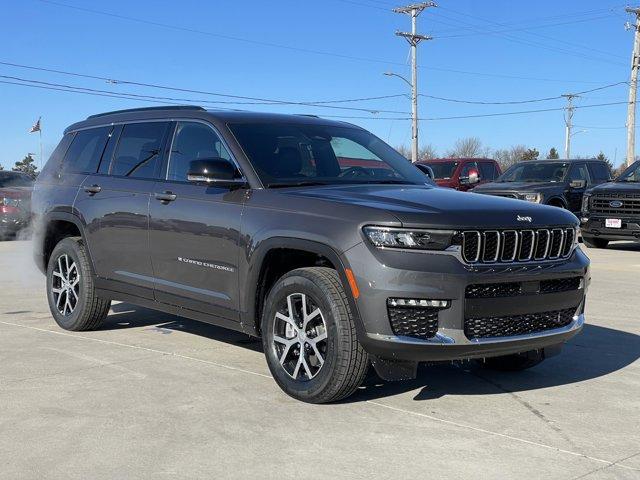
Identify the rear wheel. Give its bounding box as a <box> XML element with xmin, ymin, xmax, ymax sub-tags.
<box><xmin>261</xmin><ymin>267</ymin><xmax>368</xmax><ymax>403</ymax></box>
<box><xmin>46</xmin><ymin>237</ymin><xmax>111</xmax><ymax>331</ymax></box>
<box><xmin>582</xmin><ymin>236</ymin><xmax>609</xmax><ymax>249</ymax></box>
<box><xmin>480</xmin><ymin>349</ymin><xmax>545</xmax><ymax>371</ymax></box>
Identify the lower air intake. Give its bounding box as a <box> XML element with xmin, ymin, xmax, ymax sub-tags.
<box><xmin>464</xmin><ymin>308</ymin><xmax>577</xmax><ymax>340</ymax></box>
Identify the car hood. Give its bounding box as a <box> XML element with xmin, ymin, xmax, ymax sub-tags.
<box><xmin>473</xmin><ymin>181</ymin><xmax>562</xmax><ymax>192</ymax></box>
<box><xmin>587</xmin><ymin>181</ymin><xmax>640</xmax><ymax>194</ymax></box>
<box><xmin>280</xmin><ymin>184</ymin><xmax>577</xmax><ymax>229</ymax></box>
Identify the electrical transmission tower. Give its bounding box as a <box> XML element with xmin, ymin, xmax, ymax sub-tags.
<box><xmin>626</xmin><ymin>7</ymin><xmax>640</xmax><ymax>166</ymax></box>
<box><xmin>393</xmin><ymin>2</ymin><xmax>436</xmax><ymax>163</ymax></box>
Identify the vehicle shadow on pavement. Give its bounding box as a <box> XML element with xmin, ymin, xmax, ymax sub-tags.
<box><xmin>99</xmin><ymin>303</ymin><xmax>263</xmax><ymax>353</ymax></box>
<box><xmin>349</xmin><ymin>324</ymin><xmax>640</xmax><ymax>403</ymax></box>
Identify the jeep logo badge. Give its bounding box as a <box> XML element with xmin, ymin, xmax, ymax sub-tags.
<box><xmin>517</xmin><ymin>215</ymin><xmax>533</xmax><ymax>223</ymax></box>
<box><xmin>609</xmin><ymin>200</ymin><xmax>623</xmax><ymax>208</ymax></box>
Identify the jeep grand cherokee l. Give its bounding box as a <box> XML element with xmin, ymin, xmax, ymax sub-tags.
<box><xmin>581</xmin><ymin>160</ymin><xmax>640</xmax><ymax>248</ymax></box>
<box><xmin>32</xmin><ymin>106</ymin><xmax>590</xmax><ymax>403</ymax></box>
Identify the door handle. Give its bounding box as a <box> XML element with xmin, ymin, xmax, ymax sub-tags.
<box><xmin>155</xmin><ymin>191</ymin><xmax>177</xmax><ymax>203</ymax></box>
<box><xmin>84</xmin><ymin>184</ymin><xmax>102</xmax><ymax>195</ymax></box>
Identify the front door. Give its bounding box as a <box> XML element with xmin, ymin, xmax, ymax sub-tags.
<box><xmin>148</xmin><ymin>121</ymin><xmax>245</xmax><ymax>321</ymax></box>
<box><xmin>565</xmin><ymin>162</ymin><xmax>590</xmax><ymax>214</ymax></box>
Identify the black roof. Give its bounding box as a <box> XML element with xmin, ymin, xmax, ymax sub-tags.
<box><xmin>65</xmin><ymin>105</ymin><xmax>359</xmax><ymax>133</ymax></box>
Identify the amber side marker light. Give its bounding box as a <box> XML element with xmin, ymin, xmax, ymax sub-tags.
<box><xmin>345</xmin><ymin>269</ymin><xmax>360</xmax><ymax>299</ymax></box>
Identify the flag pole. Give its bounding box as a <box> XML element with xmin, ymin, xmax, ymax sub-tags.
<box><xmin>39</xmin><ymin>128</ymin><xmax>43</xmax><ymax>171</ymax></box>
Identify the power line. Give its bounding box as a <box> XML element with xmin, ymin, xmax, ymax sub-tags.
<box><xmin>32</xmin><ymin>1</ymin><xmax>617</xmax><ymax>84</ymax></box>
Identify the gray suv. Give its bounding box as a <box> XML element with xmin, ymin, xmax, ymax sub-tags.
<box><xmin>32</xmin><ymin>106</ymin><xmax>590</xmax><ymax>403</ymax></box>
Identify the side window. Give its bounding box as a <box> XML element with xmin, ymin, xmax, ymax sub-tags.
<box><xmin>39</xmin><ymin>133</ymin><xmax>74</xmax><ymax>180</ymax></box>
<box><xmin>589</xmin><ymin>162</ymin><xmax>611</xmax><ymax>182</ymax></box>
<box><xmin>479</xmin><ymin>162</ymin><xmax>497</xmax><ymax>180</ymax></box>
<box><xmin>111</xmin><ymin>122</ymin><xmax>170</xmax><ymax>178</ymax></box>
<box><xmin>167</xmin><ymin>122</ymin><xmax>232</xmax><ymax>182</ymax></box>
<box><xmin>567</xmin><ymin>163</ymin><xmax>590</xmax><ymax>184</ymax></box>
<box><xmin>62</xmin><ymin>127</ymin><xmax>111</xmax><ymax>174</ymax></box>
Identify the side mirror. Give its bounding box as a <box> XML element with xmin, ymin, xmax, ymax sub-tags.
<box><xmin>460</xmin><ymin>169</ymin><xmax>480</xmax><ymax>185</ymax></box>
<box><xmin>570</xmin><ymin>179</ymin><xmax>586</xmax><ymax>189</ymax></box>
<box><xmin>416</xmin><ymin>164</ymin><xmax>434</xmax><ymax>179</ymax></box>
<box><xmin>187</xmin><ymin>158</ymin><xmax>246</xmax><ymax>187</ymax></box>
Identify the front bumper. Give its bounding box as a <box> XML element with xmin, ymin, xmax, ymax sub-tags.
<box><xmin>581</xmin><ymin>215</ymin><xmax>640</xmax><ymax>241</ymax></box>
<box><xmin>342</xmin><ymin>242</ymin><xmax>590</xmax><ymax>362</ymax></box>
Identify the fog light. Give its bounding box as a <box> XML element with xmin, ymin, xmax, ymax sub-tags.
<box><xmin>388</xmin><ymin>298</ymin><xmax>450</xmax><ymax>308</ymax></box>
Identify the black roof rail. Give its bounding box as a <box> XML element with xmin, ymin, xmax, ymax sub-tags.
<box><xmin>87</xmin><ymin>105</ymin><xmax>205</xmax><ymax>119</ymax></box>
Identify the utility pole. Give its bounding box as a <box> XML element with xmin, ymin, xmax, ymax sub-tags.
<box><xmin>626</xmin><ymin>7</ymin><xmax>640</xmax><ymax>166</ymax></box>
<box><xmin>562</xmin><ymin>94</ymin><xmax>579</xmax><ymax>159</ymax></box>
<box><xmin>393</xmin><ymin>2</ymin><xmax>435</xmax><ymax>163</ymax></box>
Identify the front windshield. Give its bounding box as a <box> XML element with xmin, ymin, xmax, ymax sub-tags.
<box><xmin>229</xmin><ymin>123</ymin><xmax>428</xmax><ymax>187</ymax></box>
<box><xmin>0</xmin><ymin>172</ymin><xmax>33</xmax><ymax>188</ymax></box>
<box><xmin>420</xmin><ymin>162</ymin><xmax>457</xmax><ymax>180</ymax></box>
<box><xmin>616</xmin><ymin>161</ymin><xmax>640</xmax><ymax>182</ymax></box>
<box><xmin>498</xmin><ymin>162</ymin><xmax>569</xmax><ymax>183</ymax></box>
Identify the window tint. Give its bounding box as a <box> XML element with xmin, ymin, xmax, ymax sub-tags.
<box><xmin>39</xmin><ymin>133</ymin><xmax>74</xmax><ymax>179</ymax></box>
<box><xmin>167</xmin><ymin>122</ymin><xmax>231</xmax><ymax>181</ymax></box>
<box><xmin>63</xmin><ymin>127</ymin><xmax>111</xmax><ymax>174</ymax></box>
<box><xmin>567</xmin><ymin>163</ymin><xmax>590</xmax><ymax>184</ymax></box>
<box><xmin>589</xmin><ymin>162</ymin><xmax>611</xmax><ymax>182</ymax></box>
<box><xmin>111</xmin><ymin>122</ymin><xmax>169</xmax><ymax>178</ymax></box>
<box><xmin>479</xmin><ymin>162</ymin><xmax>497</xmax><ymax>180</ymax></box>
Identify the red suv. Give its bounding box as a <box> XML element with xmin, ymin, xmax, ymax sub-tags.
<box><xmin>416</xmin><ymin>158</ymin><xmax>501</xmax><ymax>191</ymax></box>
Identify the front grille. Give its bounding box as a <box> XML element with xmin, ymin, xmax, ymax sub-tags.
<box><xmin>388</xmin><ymin>305</ymin><xmax>439</xmax><ymax>340</ymax></box>
<box><xmin>590</xmin><ymin>192</ymin><xmax>640</xmax><ymax>216</ymax></box>
<box><xmin>466</xmin><ymin>276</ymin><xmax>583</xmax><ymax>299</ymax></box>
<box><xmin>464</xmin><ymin>308</ymin><xmax>577</xmax><ymax>340</ymax></box>
<box><xmin>461</xmin><ymin>227</ymin><xmax>575</xmax><ymax>264</ymax></box>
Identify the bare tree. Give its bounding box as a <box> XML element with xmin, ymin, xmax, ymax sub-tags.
<box><xmin>446</xmin><ymin>137</ymin><xmax>491</xmax><ymax>158</ymax></box>
<box><xmin>418</xmin><ymin>144</ymin><xmax>438</xmax><ymax>161</ymax></box>
<box><xmin>493</xmin><ymin>145</ymin><xmax>528</xmax><ymax>170</ymax></box>
<box><xmin>395</xmin><ymin>145</ymin><xmax>412</xmax><ymax>161</ymax></box>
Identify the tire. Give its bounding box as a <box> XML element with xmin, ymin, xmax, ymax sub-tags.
<box><xmin>261</xmin><ymin>267</ymin><xmax>368</xmax><ymax>403</ymax></box>
<box><xmin>46</xmin><ymin>237</ymin><xmax>111</xmax><ymax>331</ymax></box>
<box><xmin>582</xmin><ymin>236</ymin><xmax>609</xmax><ymax>249</ymax></box>
<box><xmin>480</xmin><ymin>349</ymin><xmax>545</xmax><ymax>372</ymax></box>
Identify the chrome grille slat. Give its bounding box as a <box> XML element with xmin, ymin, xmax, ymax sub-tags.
<box><xmin>461</xmin><ymin>227</ymin><xmax>575</xmax><ymax>264</ymax></box>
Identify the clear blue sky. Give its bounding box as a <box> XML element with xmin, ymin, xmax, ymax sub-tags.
<box><xmin>0</xmin><ymin>0</ymin><xmax>634</xmax><ymax>170</ymax></box>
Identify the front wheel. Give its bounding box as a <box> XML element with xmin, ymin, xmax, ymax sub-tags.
<box><xmin>46</xmin><ymin>237</ymin><xmax>111</xmax><ymax>331</ymax></box>
<box><xmin>582</xmin><ymin>236</ymin><xmax>609</xmax><ymax>249</ymax></box>
<box><xmin>261</xmin><ymin>267</ymin><xmax>368</xmax><ymax>403</ymax></box>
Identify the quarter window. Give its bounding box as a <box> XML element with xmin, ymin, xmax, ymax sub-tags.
<box><xmin>63</xmin><ymin>127</ymin><xmax>111</xmax><ymax>174</ymax></box>
<box><xmin>111</xmin><ymin>122</ymin><xmax>170</xmax><ymax>178</ymax></box>
<box><xmin>167</xmin><ymin>122</ymin><xmax>232</xmax><ymax>181</ymax></box>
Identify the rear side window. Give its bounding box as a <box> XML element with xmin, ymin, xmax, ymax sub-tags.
<box><xmin>479</xmin><ymin>162</ymin><xmax>498</xmax><ymax>181</ymax></box>
<box><xmin>167</xmin><ymin>122</ymin><xmax>231</xmax><ymax>181</ymax></box>
<box><xmin>63</xmin><ymin>127</ymin><xmax>111</xmax><ymax>174</ymax></box>
<box><xmin>39</xmin><ymin>133</ymin><xmax>74</xmax><ymax>180</ymax></box>
<box><xmin>567</xmin><ymin>163</ymin><xmax>590</xmax><ymax>184</ymax></box>
<box><xmin>111</xmin><ymin>122</ymin><xmax>170</xmax><ymax>178</ymax></box>
<box><xmin>589</xmin><ymin>162</ymin><xmax>611</xmax><ymax>182</ymax></box>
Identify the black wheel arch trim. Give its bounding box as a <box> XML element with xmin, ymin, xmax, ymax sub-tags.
<box><xmin>241</xmin><ymin>237</ymin><xmax>365</xmax><ymax>339</ymax></box>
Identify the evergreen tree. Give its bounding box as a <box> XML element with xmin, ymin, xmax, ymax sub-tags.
<box><xmin>13</xmin><ymin>154</ymin><xmax>38</xmax><ymax>178</ymax></box>
<box><xmin>547</xmin><ymin>148</ymin><xmax>559</xmax><ymax>159</ymax></box>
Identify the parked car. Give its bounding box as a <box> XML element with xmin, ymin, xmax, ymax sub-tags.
<box><xmin>473</xmin><ymin>159</ymin><xmax>611</xmax><ymax>216</ymax></box>
<box><xmin>416</xmin><ymin>158</ymin><xmax>501</xmax><ymax>191</ymax></box>
<box><xmin>0</xmin><ymin>171</ymin><xmax>33</xmax><ymax>239</ymax></box>
<box><xmin>32</xmin><ymin>106</ymin><xmax>589</xmax><ymax>403</ymax></box>
<box><xmin>581</xmin><ymin>160</ymin><xmax>640</xmax><ymax>248</ymax></box>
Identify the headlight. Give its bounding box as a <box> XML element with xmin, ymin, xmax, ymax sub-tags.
<box><xmin>581</xmin><ymin>194</ymin><xmax>591</xmax><ymax>213</ymax></box>
<box><xmin>363</xmin><ymin>226</ymin><xmax>457</xmax><ymax>251</ymax></box>
<box><xmin>521</xmin><ymin>193</ymin><xmax>542</xmax><ymax>203</ymax></box>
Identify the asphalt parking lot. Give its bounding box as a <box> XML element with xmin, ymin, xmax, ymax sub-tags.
<box><xmin>1</xmin><ymin>240</ymin><xmax>639</xmax><ymax>480</ymax></box>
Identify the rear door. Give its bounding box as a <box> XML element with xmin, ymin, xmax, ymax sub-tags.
<box><xmin>76</xmin><ymin>121</ymin><xmax>171</xmax><ymax>299</ymax></box>
<box><xmin>148</xmin><ymin>121</ymin><xmax>245</xmax><ymax>321</ymax></box>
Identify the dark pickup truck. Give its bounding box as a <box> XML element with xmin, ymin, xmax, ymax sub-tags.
<box><xmin>473</xmin><ymin>159</ymin><xmax>611</xmax><ymax>216</ymax></box>
<box><xmin>581</xmin><ymin>160</ymin><xmax>640</xmax><ymax>248</ymax></box>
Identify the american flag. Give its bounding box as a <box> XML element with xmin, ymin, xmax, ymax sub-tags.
<box><xmin>29</xmin><ymin>117</ymin><xmax>41</xmax><ymax>133</ymax></box>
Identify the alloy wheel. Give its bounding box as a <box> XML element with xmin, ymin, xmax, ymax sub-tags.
<box><xmin>51</xmin><ymin>254</ymin><xmax>80</xmax><ymax>317</ymax></box>
<box><xmin>272</xmin><ymin>292</ymin><xmax>328</xmax><ymax>381</ymax></box>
